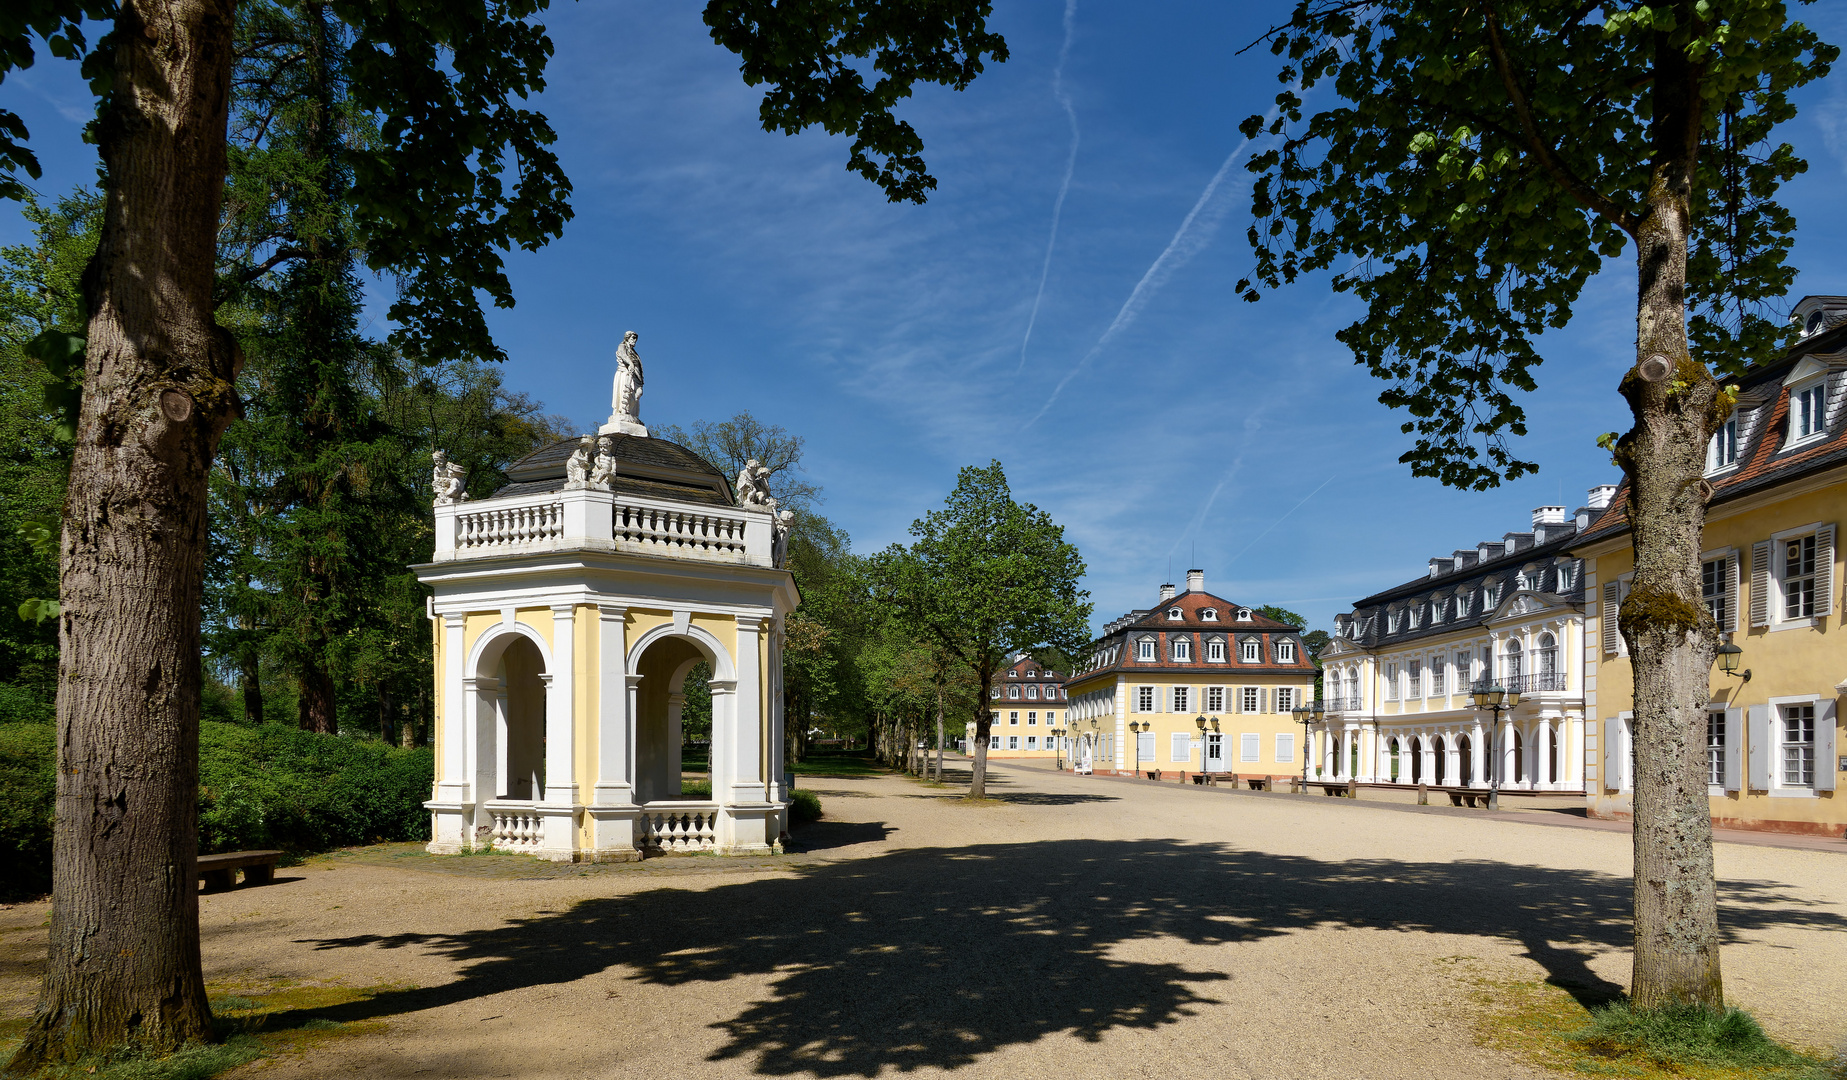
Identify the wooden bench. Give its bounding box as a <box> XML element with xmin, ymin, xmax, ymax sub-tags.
<box><xmin>197</xmin><ymin>850</ymin><xmax>282</xmax><ymax>891</ymax></box>
<box><xmin>1310</xmin><ymin>781</ymin><xmax>1354</xmax><ymax>797</ymax></box>
<box><xmin>1144</xmin><ymin>770</ymin><xmax>1162</xmax><ymax>781</ymax></box>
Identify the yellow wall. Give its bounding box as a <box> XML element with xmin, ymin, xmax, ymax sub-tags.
<box><xmin>1586</xmin><ymin>475</ymin><xmax>1846</xmax><ymax>833</ymax></box>
<box><xmin>1064</xmin><ymin>670</ymin><xmax>1308</xmax><ymax>773</ymax></box>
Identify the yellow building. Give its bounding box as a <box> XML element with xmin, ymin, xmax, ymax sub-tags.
<box><xmin>1318</xmin><ymin>498</ymin><xmax>1604</xmax><ymax>792</ymax></box>
<box><xmin>1572</xmin><ymin>295</ymin><xmax>1847</xmax><ymax>836</ymax></box>
<box><xmin>416</xmin><ymin>420</ymin><xmax>799</xmax><ymax>860</ymax></box>
<box><xmin>1064</xmin><ymin>570</ymin><xmax>1316</xmax><ymax>778</ymax></box>
<box><xmin>970</xmin><ymin>654</ymin><xmax>1070</xmax><ymax>759</ymax></box>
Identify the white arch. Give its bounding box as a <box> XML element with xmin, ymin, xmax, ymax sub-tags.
<box><xmin>467</xmin><ymin>618</ymin><xmax>554</xmax><ymax>678</ymax></box>
<box><xmin>626</xmin><ymin>619</ymin><xmax>738</xmax><ymax>682</ymax></box>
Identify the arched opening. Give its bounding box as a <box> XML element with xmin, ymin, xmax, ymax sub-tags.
<box><xmin>633</xmin><ymin>634</ymin><xmax>715</xmax><ymax>803</ymax></box>
<box><xmin>1388</xmin><ymin>738</ymin><xmax>1401</xmax><ymax>782</ymax></box>
<box><xmin>1458</xmin><ymin>735</ymin><xmax>1474</xmax><ymax>786</ymax></box>
<box><xmin>1432</xmin><ymin>737</ymin><xmax>1445</xmax><ymax>785</ymax></box>
<box><xmin>1513</xmin><ymin>728</ymin><xmax>1526</xmax><ymax>784</ymax></box>
<box><xmin>1503</xmin><ymin>639</ymin><xmax>1523</xmax><ymax>687</ymax></box>
<box><xmin>1547</xmin><ymin>725</ymin><xmax>1559</xmax><ymax>784</ymax></box>
<box><xmin>1537</xmin><ymin>632</ymin><xmax>1558</xmax><ymax>689</ymax></box>
<box><xmin>496</xmin><ymin>636</ymin><xmax>546</xmax><ymax>799</ymax></box>
<box><xmin>1349</xmin><ymin>736</ymin><xmax>1359</xmax><ymax>777</ymax></box>
<box><xmin>1410</xmin><ymin>737</ymin><xmax>1423</xmax><ymax>784</ymax></box>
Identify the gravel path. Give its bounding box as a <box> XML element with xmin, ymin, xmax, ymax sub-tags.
<box><xmin>4</xmin><ymin>761</ymin><xmax>1844</xmax><ymax>1079</ymax></box>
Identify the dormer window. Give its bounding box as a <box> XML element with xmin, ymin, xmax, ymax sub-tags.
<box><xmin>1240</xmin><ymin>638</ymin><xmax>1260</xmax><ymax>663</ymax></box>
<box><xmin>1025</xmin><ymin>669</ymin><xmax>1036</xmax><ymax>678</ymax></box>
<box><xmin>1172</xmin><ymin>637</ymin><xmax>1192</xmax><ymax>662</ymax></box>
<box><xmin>1793</xmin><ymin>380</ymin><xmax>1828</xmax><ymax>444</ymax></box>
<box><xmin>1387</xmin><ymin>610</ymin><xmax>1401</xmax><ymax>634</ymax></box>
<box><xmin>1407</xmin><ymin>605</ymin><xmax>1421</xmax><ymax>630</ymax></box>
<box><xmin>1008</xmin><ymin>685</ymin><xmax>1020</xmax><ymax>699</ymax></box>
<box><xmin>1235</xmin><ymin>608</ymin><xmax>1252</xmax><ymax>621</ymax></box>
<box><xmin>1430</xmin><ymin>597</ymin><xmax>1446</xmax><ymax>624</ymax></box>
<box><xmin>1277</xmin><ymin>640</ymin><xmax>1297</xmax><ymax>663</ymax></box>
<box><xmin>1206</xmin><ymin>637</ymin><xmax>1226</xmax><ymax>662</ymax></box>
<box><xmin>1167</xmin><ymin>608</ymin><xmax>1183</xmax><ymax>621</ymax></box>
<box><xmin>1200</xmin><ymin>608</ymin><xmax>1218</xmax><ymax>621</ymax></box>
<box><xmin>1008</xmin><ymin>670</ymin><xmax>1017</xmax><ymax>678</ymax></box>
<box><xmin>1136</xmin><ymin>637</ymin><xmax>1156</xmax><ymax>662</ymax></box>
<box><xmin>1707</xmin><ymin>417</ymin><xmax>1739</xmax><ymax>472</ymax></box>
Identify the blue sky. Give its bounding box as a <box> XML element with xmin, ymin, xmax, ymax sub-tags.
<box><xmin>8</xmin><ymin>2</ymin><xmax>1847</xmax><ymax>639</ymax></box>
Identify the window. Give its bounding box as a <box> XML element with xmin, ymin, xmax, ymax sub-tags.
<box><xmin>1784</xmin><ymin>535</ymin><xmax>1817</xmax><ymax>618</ymax></box>
<box><xmin>1026</xmin><ymin>684</ymin><xmax>1040</xmax><ymax>700</ymax></box>
<box><xmin>1275</xmin><ymin>733</ymin><xmax>1294</xmax><ymax>763</ymax></box>
<box><xmin>1457</xmin><ymin>592</ymin><xmax>1471</xmax><ymax>617</ymax></box>
<box><xmin>1484</xmin><ymin>584</ymin><xmax>1500</xmax><ymax>608</ymax></box>
<box><xmin>1708</xmin><ymin>417</ymin><xmax>1739</xmax><ymax>471</ymax></box>
<box><xmin>1201</xmin><ymin>608</ymin><xmax>1218</xmax><ymax>621</ymax></box>
<box><xmin>1173</xmin><ymin>638</ymin><xmax>1192</xmax><ymax>662</ymax></box>
<box><xmin>990</xmin><ymin>736</ymin><xmax>1000</xmax><ymax>749</ymax></box>
<box><xmin>989</xmin><ymin>688</ymin><xmax>999</xmax><ymax>700</ymax></box>
<box><xmin>1137</xmin><ymin>637</ymin><xmax>1156</xmax><ymax>661</ymax></box>
<box><xmin>1407</xmin><ymin>605</ymin><xmax>1421</xmax><ymax>629</ymax></box>
<box><xmin>1504</xmin><ymin>640</ymin><xmax>1524</xmax><ymax>684</ymax></box>
<box><xmin>1207</xmin><ymin>638</ymin><xmax>1226</xmax><ymax>663</ymax></box>
<box><xmin>1456</xmin><ymin>651</ymin><xmax>1471</xmax><ymax>688</ymax></box>
<box><xmin>1240</xmin><ymin>639</ymin><xmax>1260</xmax><ymax>663</ymax></box>
<box><xmin>1136</xmin><ymin>686</ymin><xmax>1156</xmax><ymax>712</ymax></box>
<box><xmin>1236</xmin><ymin>608</ymin><xmax>1252</xmax><ymax>621</ymax></box>
<box><xmin>1275</xmin><ymin>687</ymin><xmax>1295</xmax><ymax>713</ymax></box>
<box><xmin>1172</xmin><ymin>686</ymin><xmax>1190</xmax><ymax>712</ymax></box>
<box><xmin>1707</xmin><ymin>709</ymin><xmax>1726</xmax><ymax>787</ymax></box>
<box><xmin>1794</xmin><ymin>381</ymin><xmax>1827</xmax><ymax>442</ymax></box>
<box><xmin>1008</xmin><ymin>685</ymin><xmax>1020</xmax><ymax>700</ymax></box>
<box><xmin>1388</xmin><ymin>611</ymin><xmax>1401</xmax><ymax>634</ymax></box>
<box><xmin>1558</xmin><ymin>562</ymin><xmax>1576</xmax><ymax>591</ymax></box>
<box><xmin>1206</xmin><ymin>686</ymin><xmax>1225</xmax><ymax>713</ymax></box>
<box><xmin>1009</xmin><ymin>736</ymin><xmax>1019</xmax><ymax>750</ymax></box>
<box><xmin>1027</xmin><ymin>711</ymin><xmax>1038</xmax><ymax>725</ymax></box>
<box><xmin>1008</xmin><ymin>670</ymin><xmax>1017</xmax><ymax>678</ymax></box>
<box><xmin>1537</xmin><ymin>632</ymin><xmax>1558</xmax><ymax>684</ymax></box>
<box><xmin>1026</xmin><ymin>736</ymin><xmax>1037</xmax><ymax>750</ymax></box>
<box><xmin>1407</xmin><ymin>659</ymin><xmax>1422</xmax><ymax>698</ymax></box>
<box><xmin>1782</xmin><ymin>704</ymin><xmax>1815</xmax><ymax>786</ymax></box>
<box><xmin>1431</xmin><ymin>598</ymin><xmax>1445</xmax><ymax>624</ymax></box>
<box><xmin>1241</xmin><ymin>686</ymin><xmax>1261</xmax><ymax>713</ymax></box>
<box><xmin>1430</xmin><ymin>659</ymin><xmax>1445</xmax><ymax>696</ymax></box>
<box><xmin>1167</xmin><ymin>608</ymin><xmax>1183</xmax><ymax>620</ymax></box>
<box><xmin>1046</xmin><ymin>711</ymin><xmax>1057</xmax><ymax>724</ymax></box>
<box><xmin>1278</xmin><ymin>640</ymin><xmax>1297</xmax><ymax>663</ymax></box>
<box><xmin>1384</xmin><ymin>663</ymin><xmax>1399</xmax><ymax>701</ymax></box>
<box><xmin>1009</xmin><ymin>711</ymin><xmax>1019</xmax><ymax>725</ymax></box>
<box><xmin>1240</xmin><ymin>733</ymin><xmax>1261</xmax><ymax>762</ymax></box>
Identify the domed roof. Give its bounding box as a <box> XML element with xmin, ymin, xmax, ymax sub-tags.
<box><xmin>490</xmin><ymin>433</ymin><xmax>733</xmax><ymax>507</ymax></box>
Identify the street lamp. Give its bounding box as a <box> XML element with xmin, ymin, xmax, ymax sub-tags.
<box><xmin>1470</xmin><ymin>682</ymin><xmax>1522</xmax><ymax>809</ymax></box>
<box><xmin>1716</xmin><ymin>641</ymin><xmax>1751</xmax><ymax>682</ymax></box>
<box><xmin>1051</xmin><ymin>726</ymin><xmax>1066</xmax><ymax>770</ymax></box>
<box><xmin>1129</xmin><ymin>720</ymin><xmax>1149</xmax><ymax>776</ymax></box>
<box><xmin>1291</xmin><ymin>700</ymin><xmax>1324</xmax><ymax>792</ymax></box>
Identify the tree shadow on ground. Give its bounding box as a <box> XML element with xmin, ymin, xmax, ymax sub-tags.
<box><xmin>785</xmin><ymin>820</ymin><xmax>894</xmax><ymax>851</ymax></box>
<box><xmin>281</xmin><ymin>840</ymin><xmax>1844</xmax><ymax>1077</ymax></box>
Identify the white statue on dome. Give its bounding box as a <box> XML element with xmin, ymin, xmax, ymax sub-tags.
<box><xmin>735</xmin><ymin>459</ymin><xmax>773</xmax><ymax>508</ymax></box>
<box><xmin>564</xmin><ymin>435</ymin><xmax>594</xmax><ymax>488</ymax></box>
<box><xmin>588</xmin><ymin>435</ymin><xmax>618</xmax><ymax>490</ymax></box>
<box><xmin>601</xmin><ymin>330</ymin><xmax>649</xmax><ymax>437</ymax></box>
<box><xmin>431</xmin><ymin>450</ymin><xmax>468</xmax><ymax>505</ymax></box>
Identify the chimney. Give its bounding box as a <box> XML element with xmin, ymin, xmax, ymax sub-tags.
<box><xmin>1159</xmin><ymin>582</ymin><xmax>1175</xmax><ymax>601</ymax></box>
<box><xmin>1587</xmin><ymin>484</ymin><xmax>1617</xmax><ymax>511</ymax></box>
<box><xmin>1532</xmin><ymin>506</ymin><xmax>1566</xmax><ymax>527</ymax></box>
<box><xmin>1186</xmin><ymin>568</ymin><xmax>1204</xmax><ymax>594</ymax></box>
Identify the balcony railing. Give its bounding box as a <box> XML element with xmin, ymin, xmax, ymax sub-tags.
<box><xmin>1469</xmin><ymin>672</ymin><xmax>1569</xmax><ymax>697</ymax></box>
<box><xmin>1327</xmin><ymin>694</ymin><xmax>1364</xmax><ymax>711</ymax></box>
<box><xmin>433</xmin><ymin>486</ymin><xmax>775</xmax><ymax>567</ymax></box>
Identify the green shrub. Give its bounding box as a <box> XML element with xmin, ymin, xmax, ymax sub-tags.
<box><xmin>1573</xmin><ymin>1001</ymin><xmax>1823</xmax><ymax>1074</ymax></box>
<box><xmin>790</xmin><ymin>788</ymin><xmax>822</xmax><ymax>823</ymax></box>
<box><xmin>0</xmin><ymin>719</ymin><xmax>434</xmax><ymax>899</ymax></box>
<box><xmin>0</xmin><ymin>721</ymin><xmax>55</xmax><ymax>899</ymax></box>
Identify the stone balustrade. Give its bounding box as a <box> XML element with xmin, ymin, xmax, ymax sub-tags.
<box><xmin>636</xmin><ymin>802</ymin><xmax>720</xmax><ymax>853</ymax></box>
<box><xmin>433</xmin><ymin>487</ymin><xmax>773</xmax><ymax>567</ymax></box>
<box><xmin>484</xmin><ymin>801</ymin><xmax>544</xmax><ymax>853</ymax></box>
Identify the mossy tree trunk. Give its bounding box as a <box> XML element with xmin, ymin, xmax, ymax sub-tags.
<box><xmin>8</xmin><ymin>0</ymin><xmax>239</xmax><ymax>1069</ymax></box>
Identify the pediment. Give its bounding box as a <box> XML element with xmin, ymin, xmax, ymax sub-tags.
<box><xmin>1318</xmin><ymin>637</ymin><xmax>1361</xmax><ymax>658</ymax></box>
<box><xmin>1487</xmin><ymin>589</ymin><xmax>1573</xmax><ymax>623</ymax></box>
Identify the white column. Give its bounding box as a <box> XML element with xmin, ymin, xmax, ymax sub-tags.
<box><xmin>593</xmin><ymin>604</ymin><xmax>632</xmax><ymax>805</ymax></box>
<box><xmin>1472</xmin><ymin>720</ymin><xmax>1487</xmax><ymax>786</ymax></box>
<box><xmin>727</xmin><ymin>618</ymin><xmax>766</xmax><ymax>804</ymax></box>
<box><xmin>767</xmin><ymin>620</ymin><xmax>787</xmax><ymax>806</ymax></box>
<box><xmin>544</xmin><ymin>605</ymin><xmax>578</xmax><ymax>805</ymax></box>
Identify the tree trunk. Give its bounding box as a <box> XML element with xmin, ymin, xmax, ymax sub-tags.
<box><xmin>934</xmin><ymin>683</ymin><xmax>945</xmax><ymax>783</ymax></box>
<box><xmin>8</xmin><ymin>0</ymin><xmax>238</xmax><ymax>1069</ymax></box>
<box><xmin>969</xmin><ymin>674</ymin><xmax>992</xmax><ymax>799</ymax></box>
<box><xmin>298</xmin><ymin>663</ymin><xmax>337</xmax><ymax>734</ymax></box>
<box><xmin>1618</xmin><ymin>71</ymin><xmax>1725</xmax><ymax>1008</ymax></box>
<box><xmin>239</xmin><ymin>649</ymin><xmax>262</xmax><ymax>726</ymax></box>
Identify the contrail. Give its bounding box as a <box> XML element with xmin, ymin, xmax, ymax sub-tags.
<box><xmin>1223</xmin><ymin>473</ymin><xmax>1337</xmax><ymax>568</ymax></box>
<box><xmin>1023</xmin><ymin>99</ymin><xmax>1286</xmax><ymax>430</ymax></box>
<box><xmin>1017</xmin><ymin>0</ymin><xmax>1081</xmax><ymax>373</ymax></box>
<box><xmin>1168</xmin><ymin>412</ymin><xmax>1264</xmax><ymax>561</ymax></box>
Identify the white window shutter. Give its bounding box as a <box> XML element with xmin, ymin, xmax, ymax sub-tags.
<box><xmin>1261</xmin><ymin>688</ymin><xmax>1270</xmax><ymax>713</ymax></box>
<box><xmin>1724</xmin><ymin>706</ymin><xmax>1744</xmax><ymax>792</ymax></box>
<box><xmin>1750</xmin><ymin>541</ymin><xmax>1772</xmax><ymax>627</ymax></box>
<box><xmin>1601</xmin><ymin>583</ymin><xmax>1621</xmax><ymax>655</ymax></box>
<box><xmin>1170</xmin><ymin>732</ymin><xmax>1190</xmax><ymax>763</ymax></box>
<box><xmin>1817</xmin><ymin>699</ymin><xmax>1838</xmax><ymax>792</ymax></box>
<box><xmin>1275</xmin><ymin>732</ymin><xmax>1293</xmax><ymax>762</ymax></box>
<box><xmin>1602</xmin><ymin>718</ymin><xmax>1619</xmax><ymax>791</ymax></box>
<box><xmin>1817</xmin><ymin>524</ymin><xmax>1836</xmax><ymax>615</ymax></box>
<box><xmin>1747</xmin><ymin>705</ymin><xmax>1770</xmax><ymax>790</ymax></box>
<box><xmin>1725</xmin><ymin>554</ymin><xmax>1741</xmax><ymax>632</ymax></box>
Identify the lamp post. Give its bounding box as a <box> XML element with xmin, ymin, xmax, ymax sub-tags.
<box><xmin>1052</xmin><ymin>726</ymin><xmax>1065</xmax><ymax>770</ymax></box>
<box><xmin>1129</xmin><ymin>720</ymin><xmax>1148</xmax><ymax>776</ymax></box>
<box><xmin>1291</xmin><ymin>700</ymin><xmax>1324</xmax><ymax>792</ymax></box>
<box><xmin>1087</xmin><ymin>716</ymin><xmax>1099</xmax><ymax>773</ymax></box>
<box><xmin>1471</xmin><ymin>683</ymin><xmax>1522</xmax><ymax>810</ymax></box>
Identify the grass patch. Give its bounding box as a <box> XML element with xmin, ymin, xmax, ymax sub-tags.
<box><xmin>1473</xmin><ymin>975</ymin><xmax>1835</xmax><ymax>1080</ymax></box>
<box><xmin>680</xmin><ymin>780</ymin><xmax>712</xmax><ymax>800</ymax></box>
<box><xmin>789</xmin><ymin>750</ymin><xmax>887</xmax><ymax>779</ymax></box>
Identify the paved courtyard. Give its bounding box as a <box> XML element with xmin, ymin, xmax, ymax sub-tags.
<box><xmin>4</xmin><ymin>761</ymin><xmax>1846</xmax><ymax>1079</ymax></box>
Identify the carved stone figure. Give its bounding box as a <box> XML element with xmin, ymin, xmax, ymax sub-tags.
<box><xmin>601</xmin><ymin>330</ymin><xmax>649</xmax><ymax>437</ymax></box>
<box><xmin>564</xmin><ymin>435</ymin><xmax>594</xmax><ymax>487</ymax></box>
<box><xmin>772</xmin><ymin>509</ymin><xmax>794</xmax><ymax>568</ymax></box>
<box><xmin>735</xmin><ymin>459</ymin><xmax>773</xmax><ymax>507</ymax></box>
<box><xmin>432</xmin><ymin>450</ymin><xmax>468</xmax><ymax>505</ymax></box>
<box><xmin>588</xmin><ymin>435</ymin><xmax>619</xmax><ymax>490</ymax></box>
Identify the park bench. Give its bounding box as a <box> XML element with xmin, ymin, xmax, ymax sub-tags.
<box><xmin>1309</xmin><ymin>780</ymin><xmax>1358</xmax><ymax>797</ymax></box>
<box><xmin>197</xmin><ymin>850</ymin><xmax>282</xmax><ymax>891</ymax></box>
<box><xmin>1144</xmin><ymin>770</ymin><xmax>1162</xmax><ymax>781</ymax></box>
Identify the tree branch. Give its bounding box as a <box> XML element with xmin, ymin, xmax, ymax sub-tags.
<box><xmin>1482</xmin><ymin>5</ymin><xmax>1640</xmax><ymax>236</ymax></box>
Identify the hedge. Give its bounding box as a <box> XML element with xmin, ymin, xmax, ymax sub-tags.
<box><xmin>0</xmin><ymin>721</ymin><xmax>434</xmax><ymax>901</ymax></box>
